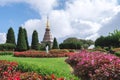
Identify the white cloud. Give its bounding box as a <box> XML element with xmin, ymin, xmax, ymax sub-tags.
<box><xmin>20</xmin><ymin>0</ymin><xmax>120</xmax><ymax>41</ymax></box>
<box><xmin>98</xmin><ymin>12</ymin><xmax>120</xmax><ymax>36</ymax></box>
<box><xmin>0</xmin><ymin>0</ymin><xmax>57</xmax><ymax>15</ymax></box>
<box><xmin>75</xmin><ymin>20</ymin><xmax>101</xmax><ymax>35</ymax></box>
<box><xmin>49</xmin><ymin>10</ymin><xmax>74</xmax><ymax>38</ymax></box>
<box><xmin>25</xmin><ymin>0</ymin><xmax>57</xmax><ymax>15</ymax></box>
<box><xmin>85</xmin><ymin>33</ymin><xmax>99</xmax><ymax>41</ymax></box>
<box><xmin>22</xmin><ymin>19</ymin><xmax>45</xmax><ymax>43</ymax></box>
<box><xmin>64</xmin><ymin>0</ymin><xmax>120</xmax><ymax>40</ymax></box>
<box><xmin>0</xmin><ymin>33</ymin><xmax>6</xmax><ymax>44</ymax></box>
<box><xmin>66</xmin><ymin>0</ymin><xmax>118</xmax><ymax>21</ymax></box>
<box><xmin>1</xmin><ymin>0</ymin><xmax>120</xmax><ymax>43</ymax></box>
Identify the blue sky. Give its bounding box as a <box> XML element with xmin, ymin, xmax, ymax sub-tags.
<box><xmin>0</xmin><ymin>3</ymin><xmax>39</xmax><ymax>33</ymax></box>
<box><xmin>0</xmin><ymin>0</ymin><xmax>120</xmax><ymax>44</ymax></box>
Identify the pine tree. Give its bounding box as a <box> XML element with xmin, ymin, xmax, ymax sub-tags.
<box><xmin>6</xmin><ymin>27</ymin><xmax>16</xmax><ymax>45</ymax></box>
<box><xmin>23</xmin><ymin>28</ymin><xmax>29</xmax><ymax>50</ymax></box>
<box><xmin>52</xmin><ymin>37</ymin><xmax>59</xmax><ymax>49</ymax></box>
<box><xmin>31</xmin><ymin>30</ymin><xmax>39</xmax><ymax>50</ymax></box>
<box><xmin>16</xmin><ymin>27</ymin><xmax>27</xmax><ymax>51</ymax></box>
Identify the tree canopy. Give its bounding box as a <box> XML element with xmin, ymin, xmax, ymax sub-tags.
<box><xmin>16</xmin><ymin>27</ymin><xmax>27</xmax><ymax>51</ymax></box>
<box><xmin>31</xmin><ymin>30</ymin><xmax>39</xmax><ymax>50</ymax></box>
<box><xmin>6</xmin><ymin>27</ymin><xmax>16</xmax><ymax>45</ymax></box>
<box><xmin>95</xmin><ymin>30</ymin><xmax>120</xmax><ymax>48</ymax></box>
<box><xmin>59</xmin><ymin>37</ymin><xmax>94</xmax><ymax>49</ymax></box>
<box><xmin>23</xmin><ymin>28</ymin><xmax>29</xmax><ymax>50</ymax></box>
<box><xmin>52</xmin><ymin>37</ymin><xmax>59</xmax><ymax>49</ymax></box>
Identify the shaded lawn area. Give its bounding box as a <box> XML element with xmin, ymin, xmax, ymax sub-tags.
<box><xmin>0</xmin><ymin>55</ymin><xmax>78</xmax><ymax>80</ymax></box>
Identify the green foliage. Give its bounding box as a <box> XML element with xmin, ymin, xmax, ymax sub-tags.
<box><xmin>6</xmin><ymin>27</ymin><xmax>16</xmax><ymax>45</ymax></box>
<box><xmin>31</xmin><ymin>30</ymin><xmax>39</xmax><ymax>50</ymax></box>
<box><xmin>95</xmin><ymin>30</ymin><xmax>120</xmax><ymax>48</ymax></box>
<box><xmin>39</xmin><ymin>43</ymin><xmax>51</xmax><ymax>51</ymax></box>
<box><xmin>23</xmin><ymin>28</ymin><xmax>29</xmax><ymax>50</ymax></box>
<box><xmin>0</xmin><ymin>51</ymin><xmax>13</xmax><ymax>55</ymax></box>
<box><xmin>0</xmin><ymin>55</ymin><xmax>78</xmax><ymax>80</ymax></box>
<box><xmin>16</xmin><ymin>27</ymin><xmax>27</xmax><ymax>51</ymax></box>
<box><xmin>60</xmin><ymin>37</ymin><xmax>82</xmax><ymax>49</ymax></box>
<box><xmin>93</xmin><ymin>47</ymin><xmax>107</xmax><ymax>52</ymax></box>
<box><xmin>115</xmin><ymin>51</ymin><xmax>120</xmax><ymax>57</ymax></box>
<box><xmin>60</xmin><ymin>42</ymin><xmax>82</xmax><ymax>49</ymax></box>
<box><xmin>68</xmin><ymin>49</ymin><xmax>76</xmax><ymax>52</ymax></box>
<box><xmin>63</xmin><ymin>37</ymin><xmax>78</xmax><ymax>43</ymax></box>
<box><xmin>60</xmin><ymin>37</ymin><xmax>94</xmax><ymax>49</ymax></box>
<box><xmin>52</xmin><ymin>37</ymin><xmax>59</xmax><ymax>49</ymax></box>
<box><xmin>0</xmin><ymin>43</ymin><xmax>16</xmax><ymax>51</ymax></box>
<box><xmin>38</xmin><ymin>44</ymin><xmax>46</xmax><ymax>50</ymax></box>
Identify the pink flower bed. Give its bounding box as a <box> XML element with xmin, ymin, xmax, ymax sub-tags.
<box><xmin>65</xmin><ymin>50</ymin><xmax>120</xmax><ymax>80</ymax></box>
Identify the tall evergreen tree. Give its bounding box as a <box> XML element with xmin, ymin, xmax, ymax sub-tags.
<box><xmin>31</xmin><ymin>30</ymin><xmax>39</xmax><ymax>50</ymax></box>
<box><xmin>23</xmin><ymin>28</ymin><xmax>29</xmax><ymax>50</ymax></box>
<box><xmin>52</xmin><ymin>37</ymin><xmax>59</xmax><ymax>49</ymax></box>
<box><xmin>6</xmin><ymin>27</ymin><xmax>16</xmax><ymax>45</ymax></box>
<box><xmin>16</xmin><ymin>27</ymin><xmax>27</xmax><ymax>51</ymax></box>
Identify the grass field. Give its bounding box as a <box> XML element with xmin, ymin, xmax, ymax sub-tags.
<box><xmin>0</xmin><ymin>55</ymin><xmax>78</xmax><ymax>80</ymax></box>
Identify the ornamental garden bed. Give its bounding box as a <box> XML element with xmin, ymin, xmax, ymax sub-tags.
<box><xmin>0</xmin><ymin>56</ymin><xmax>78</xmax><ymax>80</ymax></box>
<box><xmin>66</xmin><ymin>50</ymin><xmax>120</xmax><ymax>80</ymax></box>
<box><xmin>0</xmin><ymin>60</ymin><xmax>65</xmax><ymax>80</ymax></box>
<box><xmin>14</xmin><ymin>49</ymin><xmax>75</xmax><ymax>58</ymax></box>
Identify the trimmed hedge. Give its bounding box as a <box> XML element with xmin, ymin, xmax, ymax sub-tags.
<box><xmin>0</xmin><ymin>43</ymin><xmax>15</xmax><ymax>51</ymax></box>
<box><xmin>0</xmin><ymin>51</ymin><xmax>13</xmax><ymax>55</ymax></box>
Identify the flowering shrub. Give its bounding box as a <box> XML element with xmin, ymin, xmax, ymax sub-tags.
<box><xmin>14</xmin><ymin>51</ymin><xmax>46</xmax><ymax>57</ymax></box>
<box><xmin>65</xmin><ymin>51</ymin><xmax>120</xmax><ymax>80</ymax></box>
<box><xmin>14</xmin><ymin>50</ymin><xmax>73</xmax><ymax>57</ymax></box>
<box><xmin>0</xmin><ymin>60</ymin><xmax>65</xmax><ymax>80</ymax></box>
<box><xmin>0</xmin><ymin>60</ymin><xmax>20</xmax><ymax>80</ymax></box>
<box><xmin>20</xmin><ymin>73</ymin><xmax>64</xmax><ymax>80</ymax></box>
<box><xmin>49</xmin><ymin>49</ymin><xmax>73</xmax><ymax>57</ymax></box>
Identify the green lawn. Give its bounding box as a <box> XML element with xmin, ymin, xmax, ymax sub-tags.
<box><xmin>0</xmin><ymin>55</ymin><xmax>78</xmax><ymax>80</ymax></box>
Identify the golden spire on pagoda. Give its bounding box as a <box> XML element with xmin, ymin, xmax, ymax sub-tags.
<box><xmin>46</xmin><ymin>16</ymin><xmax>50</xmax><ymax>29</ymax></box>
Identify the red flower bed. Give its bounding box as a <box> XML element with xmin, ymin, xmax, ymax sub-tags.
<box><xmin>0</xmin><ymin>60</ymin><xmax>20</xmax><ymax>80</ymax></box>
<box><xmin>0</xmin><ymin>60</ymin><xmax>65</xmax><ymax>80</ymax></box>
<box><xmin>66</xmin><ymin>50</ymin><xmax>120</xmax><ymax>80</ymax></box>
<box><xmin>14</xmin><ymin>50</ymin><xmax>74</xmax><ymax>57</ymax></box>
<box><xmin>14</xmin><ymin>51</ymin><xmax>46</xmax><ymax>57</ymax></box>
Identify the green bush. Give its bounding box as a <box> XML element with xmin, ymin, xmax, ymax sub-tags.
<box><xmin>115</xmin><ymin>51</ymin><xmax>120</xmax><ymax>57</ymax></box>
<box><xmin>94</xmin><ymin>47</ymin><xmax>107</xmax><ymax>52</ymax></box>
<box><xmin>112</xmin><ymin>48</ymin><xmax>120</xmax><ymax>52</ymax></box>
<box><xmin>59</xmin><ymin>42</ymin><xmax>82</xmax><ymax>49</ymax></box>
<box><xmin>95</xmin><ymin>30</ymin><xmax>120</xmax><ymax>48</ymax></box>
<box><xmin>0</xmin><ymin>43</ymin><xmax>16</xmax><ymax>51</ymax></box>
<box><xmin>68</xmin><ymin>49</ymin><xmax>76</xmax><ymax>52</ymax></box>
<box><xmin>0</xmin><ymin>52</ymin><xmax>13</xmax><ymax>55</ymax></box>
